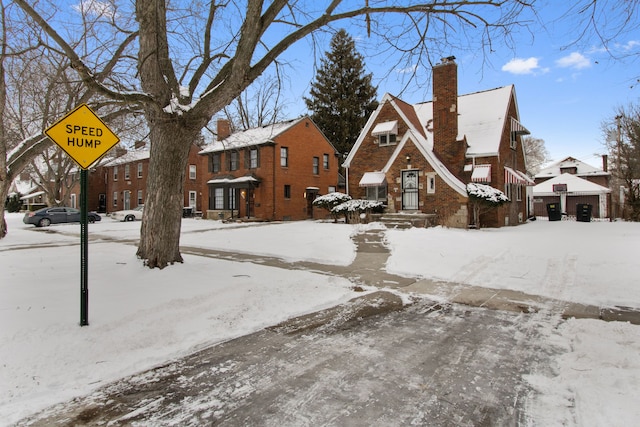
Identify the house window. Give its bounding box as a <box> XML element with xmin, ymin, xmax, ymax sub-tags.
<box><xmin>124</xmin><ymin>164</ymin><xmax>130</xmax><ymax>180</ymax></box>
<box><xmin>137</xmin><ymin>163</ymin><xmax>143</xmax><ymax>178</ymax></box>
<box><xmin>208</xmin><ymin>153</ymin><xmax>221</xmax><ymax>173</ymax></box>
<box><xmin>280</xmin><ymin>147</ymin><xmax>288</xmax><ymax>167</ymax></box>
<box><xmin>366</xmin><ymin>185</ymin><xmax>387</xmax><ymax>202</ymax></box>
<box><xmin>70</xmin><ymin>193</ymin><xmax>77</xmax><ymax>209</ymax></box>
<box><xmin>189</xmin><ymin>165</ymin><xmax>196</xmax><ymax>180</ymax></box>
<box><xmin>313</xmin><ymin>157</ymin><xmax>319</xmax><ymax>175</ymax></box>
<box><xmin>247</xmin><ymin>148</ymin><xmax>259</xmax><ymax>169</ymax></box>
<box><xmin>323</xmin><ymin>154</ymin><xmax>329</xmax><ymax>170</ymax></box>
<box><xmin>372</xmin><ymin>121</ymin><xmax>398</xmax><ymax>146</ymax></box>
<box><xmin>137</xmin><ymin>190</ymin><xmax>143</xmax><ymax>206</ymax></box>
<box><xmin>113</xmin><ymin>191</ymin><xmax>118</xmax><ymax>207</ymax></box>
<box><xmin>228</xmin><ymin>151</ymin><xmax>239</xmax><ymax>171</ymax></box>
<box><xmin>427</xmin><ymin>173</ymin><xmax>436</xmax><ymax>194</ymax></box>
<box><xmin>505</xmin><ymin>183</ymin><xmax>512</xmax><ymax>201</ymax></box>
<box><xmin>284</xmin><ymin>184</ymin><xmax>291</xmax><ymax>199</ymax></box>
<box><xmin>189</xmin><ymin>191</ymin><xmax>197</xmax><ymax>208</ymax></box>
<box><xmin>214</xmin><ymin>188</ymin><xmax>224</xmax><ymax>209</ymax></box>
<box><xmin>328</xmin><ymin>186</ymin><xmax>336</xmax><ymax>193</ymax></box>
<box><xmin>378</xmin><ymin>133</ymin><xmax>397</xmax><ymax>146</ymax></box>
<box><xmin>113</xmin><ymin>167</ymin><xmax>118</xmax><ymax>181</ymax></box>
<box><xmin>516</xmin><ymin>185</ymin><xmax>522</xmax><ymax>201</ymax></box>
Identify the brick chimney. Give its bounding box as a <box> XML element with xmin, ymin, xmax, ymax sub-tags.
<box><xmin>217</xmin><ymin>118</ymin><xmax>231</xmax><ymax>141</ymax></box>
<box><xmin>602</xmin><ymin>154</ymin><xmax>608</xmax><ymax>172</ymax></box>
<box><xmin>432</xmin><ymin>56</ymin><xmax>465</xmax><ymax>177</ymax></box>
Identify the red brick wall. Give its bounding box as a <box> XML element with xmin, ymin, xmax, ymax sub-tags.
<box><xmin>202</xmin><ymin>118</ymin><xmax>339</xmax><ymax>221</ymax></box>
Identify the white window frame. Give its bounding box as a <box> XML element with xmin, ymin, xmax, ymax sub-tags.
<box><xmin>137</xmin><ymin>190</ymin><xmax>143</xmax><ymax>206</ymax></box>
<box><xmin>137</xmin><ymin>163</ymin><xmax>143</xmax><ymax>178</ymax></box>
<box><xmin>189</xmin><ymin>191</ymin><xmax>197</xmax><ymax>208</ymax></box>
<box><xmin>113</xmin><ymin>191</ymin><xmax>118</xmax><ymax>207</ymax></box>
<box><xmin>189</xmin><ymin>164</ymin><xmax>196</xmax><ymax>180</ymax></box>
<box><xmin>70</xmin><ymin>193</ymin><xmax>77</xmax><ymax>209</ymax></box>
<box><xmin>113</xmin><ymin>167</ymin><xmax>118</xmax><ymax>181</ymax></box>
<box><xmin>427</xmin><ymin>173</ymin><xmax>436</xmax><ymax>194</ymax></box>
<box><xmin>378</xmin><ymin>133</ymin><xmax>397</xmax><ymax>146</ymax></box>
<box><xmin>124</xmin><ymin>164</ymin><xmax>130</xmax><ymax>180</ymax></box>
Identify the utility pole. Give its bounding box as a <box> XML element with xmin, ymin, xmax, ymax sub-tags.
<box><xmin>614</xmin><ymin>114</ymin><xmax>623</xmax><ymax>219</ymax></box>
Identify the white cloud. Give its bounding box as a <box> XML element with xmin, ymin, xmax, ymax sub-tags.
<box><xmin>555</xmin><ymin>52</ymin><xmax>591</xmax><ymax>70</ymax></box>
<box><xmin>72</xmin><ymin>0</ymin><xmax>116</xmax><ymax>19</ymax></box>
<box><xmin>396</xmin><ymin>64</ymin><xmax>418</xmax><ymax>74</ymax></box>
<box><xmin>501</xmin><ymin>57</ymin><xmax>545</xmax><ymax>75</ymax></box>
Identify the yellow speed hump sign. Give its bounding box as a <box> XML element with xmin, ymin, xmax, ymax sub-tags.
<box><xmin>45</xmin><ymin>104</ymin><xmax>120</xmax><ymax>169</ymax></box>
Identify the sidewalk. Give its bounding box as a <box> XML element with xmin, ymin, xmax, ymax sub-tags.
<box><xmin>182</xmin><ymin>227</ymin><xmax>640</xmax><ymax>325</ymax></box>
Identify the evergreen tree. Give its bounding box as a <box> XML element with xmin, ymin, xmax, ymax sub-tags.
<box><xmin>305</xmin><ymin>29</ymin><xmax>378</xmax><ymax>157</ymax></box>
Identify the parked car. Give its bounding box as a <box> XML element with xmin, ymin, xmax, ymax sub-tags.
<box><xmin>23</xmin><ymin>207</ymin><xmax>102</xmax><ymax>227</ymax></box>
<box><xmin>111</xmin><ymin>205</ymin><xmax>144</xmax><ymax>222</ymax></box>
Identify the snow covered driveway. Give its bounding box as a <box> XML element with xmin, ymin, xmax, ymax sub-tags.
<box><xmin>17</xmin><ymin>295</ymin><xmax>556</xmax><ymax>426</ymax></box>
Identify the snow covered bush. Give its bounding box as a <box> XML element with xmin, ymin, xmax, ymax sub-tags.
<box><xmin>331</xmin><ymin>199</ymin><xmax>384</xmax><ymax>223</ymax></box>
<box><xmin>312</xmin><ymin>192</ymin><xmax>352</xmax><ymax>222</ymax></box>
<box><xmin>467</xmin><ymin>183</ymin><xmax>509</xmax><ymax>228</ymax></box>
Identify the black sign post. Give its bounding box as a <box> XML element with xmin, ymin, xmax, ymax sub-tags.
<box><xmin>80</xmin><ymin>169</ymin><xmax>89</xmax><ymax>326</ymax></box>
<box><xmin>44</xmin><ymin>104</ymin><xmax>120</xmax><ymax>326</ymax></box>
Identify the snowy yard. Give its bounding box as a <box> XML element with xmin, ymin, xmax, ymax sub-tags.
<box><xmin>1</xmin><ymin>213</ymin><xmax>639</xmax><ymax>426</ymax></box>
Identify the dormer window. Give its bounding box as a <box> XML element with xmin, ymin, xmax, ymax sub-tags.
<box><xmin>372</xmin><ymin>120</ymin><xmax>398</xmax><ymax>147</ymax></box>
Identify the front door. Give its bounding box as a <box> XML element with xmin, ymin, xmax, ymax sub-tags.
<box><xmin>123</xmin><ymin>191</ymin><xmax>131</xmax><ymax>210</ymax></box>
<box><xmin>402</xmin><ymin>170</ymin><xmax>419</xmax><ymax>210</ymax></box>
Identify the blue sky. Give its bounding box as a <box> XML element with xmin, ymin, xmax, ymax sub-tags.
<box><xmin>276</xmin><ymin>2</ymin><xmax>640</xmax><ymax>169</ymax></box>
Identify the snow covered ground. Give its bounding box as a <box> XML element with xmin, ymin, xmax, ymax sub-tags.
<box><xmin>1</xmin><ymin>213</ymin><xmax>639</xmax><ymax>426</ymax></box>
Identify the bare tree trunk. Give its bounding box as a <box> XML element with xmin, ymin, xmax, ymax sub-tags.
<box><xmin>0</xmin><ymin>182</ymin><xmax>8</xmax><ymax>238</ymax></box>
<box><xmin>136</xmin><ymin>121</ymin><xmax>196</xmax><ymax>268</ymax></box>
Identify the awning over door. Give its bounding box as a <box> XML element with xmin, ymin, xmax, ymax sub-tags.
<box><xmin>371</xmin><ymin>121</ymin><xmax>397</xmax><ymax>136</ymax></box>
<box><xmin>359</xmin><ymin>171</ymin><xmax>387</xmax><ymax>187</ymax></box>
<box><xmin>207</xmin><ymin>175</ymin><xmax>260</xmax><ymax>188</ymax></box>
<box><xmin>471</xmin><ymin>164</ymin><xmax>491</xmax><ymax>183</ymax></box>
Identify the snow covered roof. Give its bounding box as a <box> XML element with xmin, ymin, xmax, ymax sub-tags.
<box><xmin>412</xmin><ymin>85</ymin><xmax>515</xmax><ymax>156</ymax></box>
<box><xmin>102</xmin><ymin>149</ymin><xmax>150</xmax><ymax>166</ymax></box>
<box><xmin>199</xmin><ymin>117</ymin><xmax>305</xmax><ymax>154</ymax></box>
<box><xmin>535</xmin><ymin>156</ymin><xmax>609</xmax><ymax>179</ymax></box>
<box><xmin>533</xmin><ymin>173</ymin><xmax>611</xmax><ymax>196</ymax></box>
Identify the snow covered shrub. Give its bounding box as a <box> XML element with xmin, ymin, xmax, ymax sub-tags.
<box><xmin>313</xmin><ymin>192</ymin><xmax>352</xmax><ymax>222</ymax></box>
<box><xmin>466</xmin><ymin>183</ymin><xmax>509</xmax><ymax>228</ymax></box>
<box><xmin>331</xmin><ymin>199</ymin><xmax>384</xmax><ymax>223</ymax></box>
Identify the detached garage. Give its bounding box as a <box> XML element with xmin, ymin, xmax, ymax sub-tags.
<box><xmin>532</xmin><ymin>173</ymin><xmax>610</xmax><ymax>219</ymax></box>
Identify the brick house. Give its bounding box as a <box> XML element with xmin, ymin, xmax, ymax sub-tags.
<box><xmin>199</xmin><ymin>117</ymin><xmax>339</xmax><ymax>221</ymax></box>
<box><xmin>343</xmin><ymin>56</ymin><xmax>533</xmax><ymax>228</ymax></box>
<box><xmin>532</xmin><ymin>156</ymin><xmax>611</xmax><ymax>218</ymax></box>
<box><xmin>100</xmin><ymin>143</ymin><xmax>208</xmax><ymax>215</ymax></box>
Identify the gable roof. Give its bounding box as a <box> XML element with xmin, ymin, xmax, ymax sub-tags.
<box><xmin>345</xmin><ymin>85</ymin><xmax>519</xmax><ymax>169</ymax></box>
<box><xmin>533</xmin><ymin>173</ymin><xmax>610</xmax><ymax>196</ymax></box>
<box><xmin>199</xmin><ymin>117</ymin><xmax>306</xmax><ymax>155</ymax></box>
<box><xmin>535</xmin><ymin>156</ymin><xmax>610</xmax><ymax>179</ymax></box>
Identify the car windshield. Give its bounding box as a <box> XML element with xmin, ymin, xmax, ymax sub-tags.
<box><xmin>134</xmin><ymin>206</ymin><xmax>144</xmax><ymax>211</ymax></box>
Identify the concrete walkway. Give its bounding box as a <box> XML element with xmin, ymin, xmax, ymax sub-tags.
<box><xmin>181</xmin><ymin>226</ymin><xmax>640</xmax><ymax>325</ymax></box>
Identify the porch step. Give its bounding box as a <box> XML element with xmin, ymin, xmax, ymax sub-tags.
<box><xmin>371</xmin><ymin>212</ymin><xmax>437</xmax><ymax>229</ymax></box>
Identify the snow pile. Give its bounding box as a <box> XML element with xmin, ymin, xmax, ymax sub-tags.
<box><xmin>467</xmin><ymin>182</ymin><xmax>509</xmax><ymax>203</ymax></box>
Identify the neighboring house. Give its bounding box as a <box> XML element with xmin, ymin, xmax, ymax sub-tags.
<box><xmin>343</xmin><ymin>57</ymin><xmax>532</xmax><ymax>228</ymax></box>
<box><xmin>8</xmin><ymin>176</ymin><xmax>46</xmax><ymax>210</ymax></box>
<box><xmin>533</xmin><ymin>156</ymin><xmax>611</xmax><ymax>218</ymax></box>
<box><xmin>199</xmin><ymin>117</ymin><xmax>339</xmax><ymax>221</ymax></box>
<box><xmin>100</xmin><ymin>143</ymin><xmax>208</xmax><ymax>215</ymax></box>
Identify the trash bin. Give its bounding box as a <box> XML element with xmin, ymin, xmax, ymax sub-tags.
<box><xmin>547</xmin><ymin>203</ymin><xmax>562</xmax><ymax>221</ymax></box>
<box><xmin>576</xmin><ymin>203</ymin><xmax>592</xmax><ymax>222</ymax></box>
<box><xmin>182</xmin><ymin>207</ymin><xmax>193</xmax><ymax>218</ymax></box>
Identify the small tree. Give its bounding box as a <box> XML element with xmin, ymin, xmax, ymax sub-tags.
<box><xmin>313</xmin><ymin>192</ymin><xmax>352</xmax><ymax>222</ymax></box>
<box><xmin>522</xmin><ymin>135</ymin><xmax>551</xmax><ymax>176</ymax></box>
<box><xmin>304</xmin><ymin>29</ymin><xmax>378</xmax><ymax>157</ymax></box>
<box><xmin>467</xmin><ymin>183</ymin><xmax>509</xmax><ymax>228</ymax></box>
